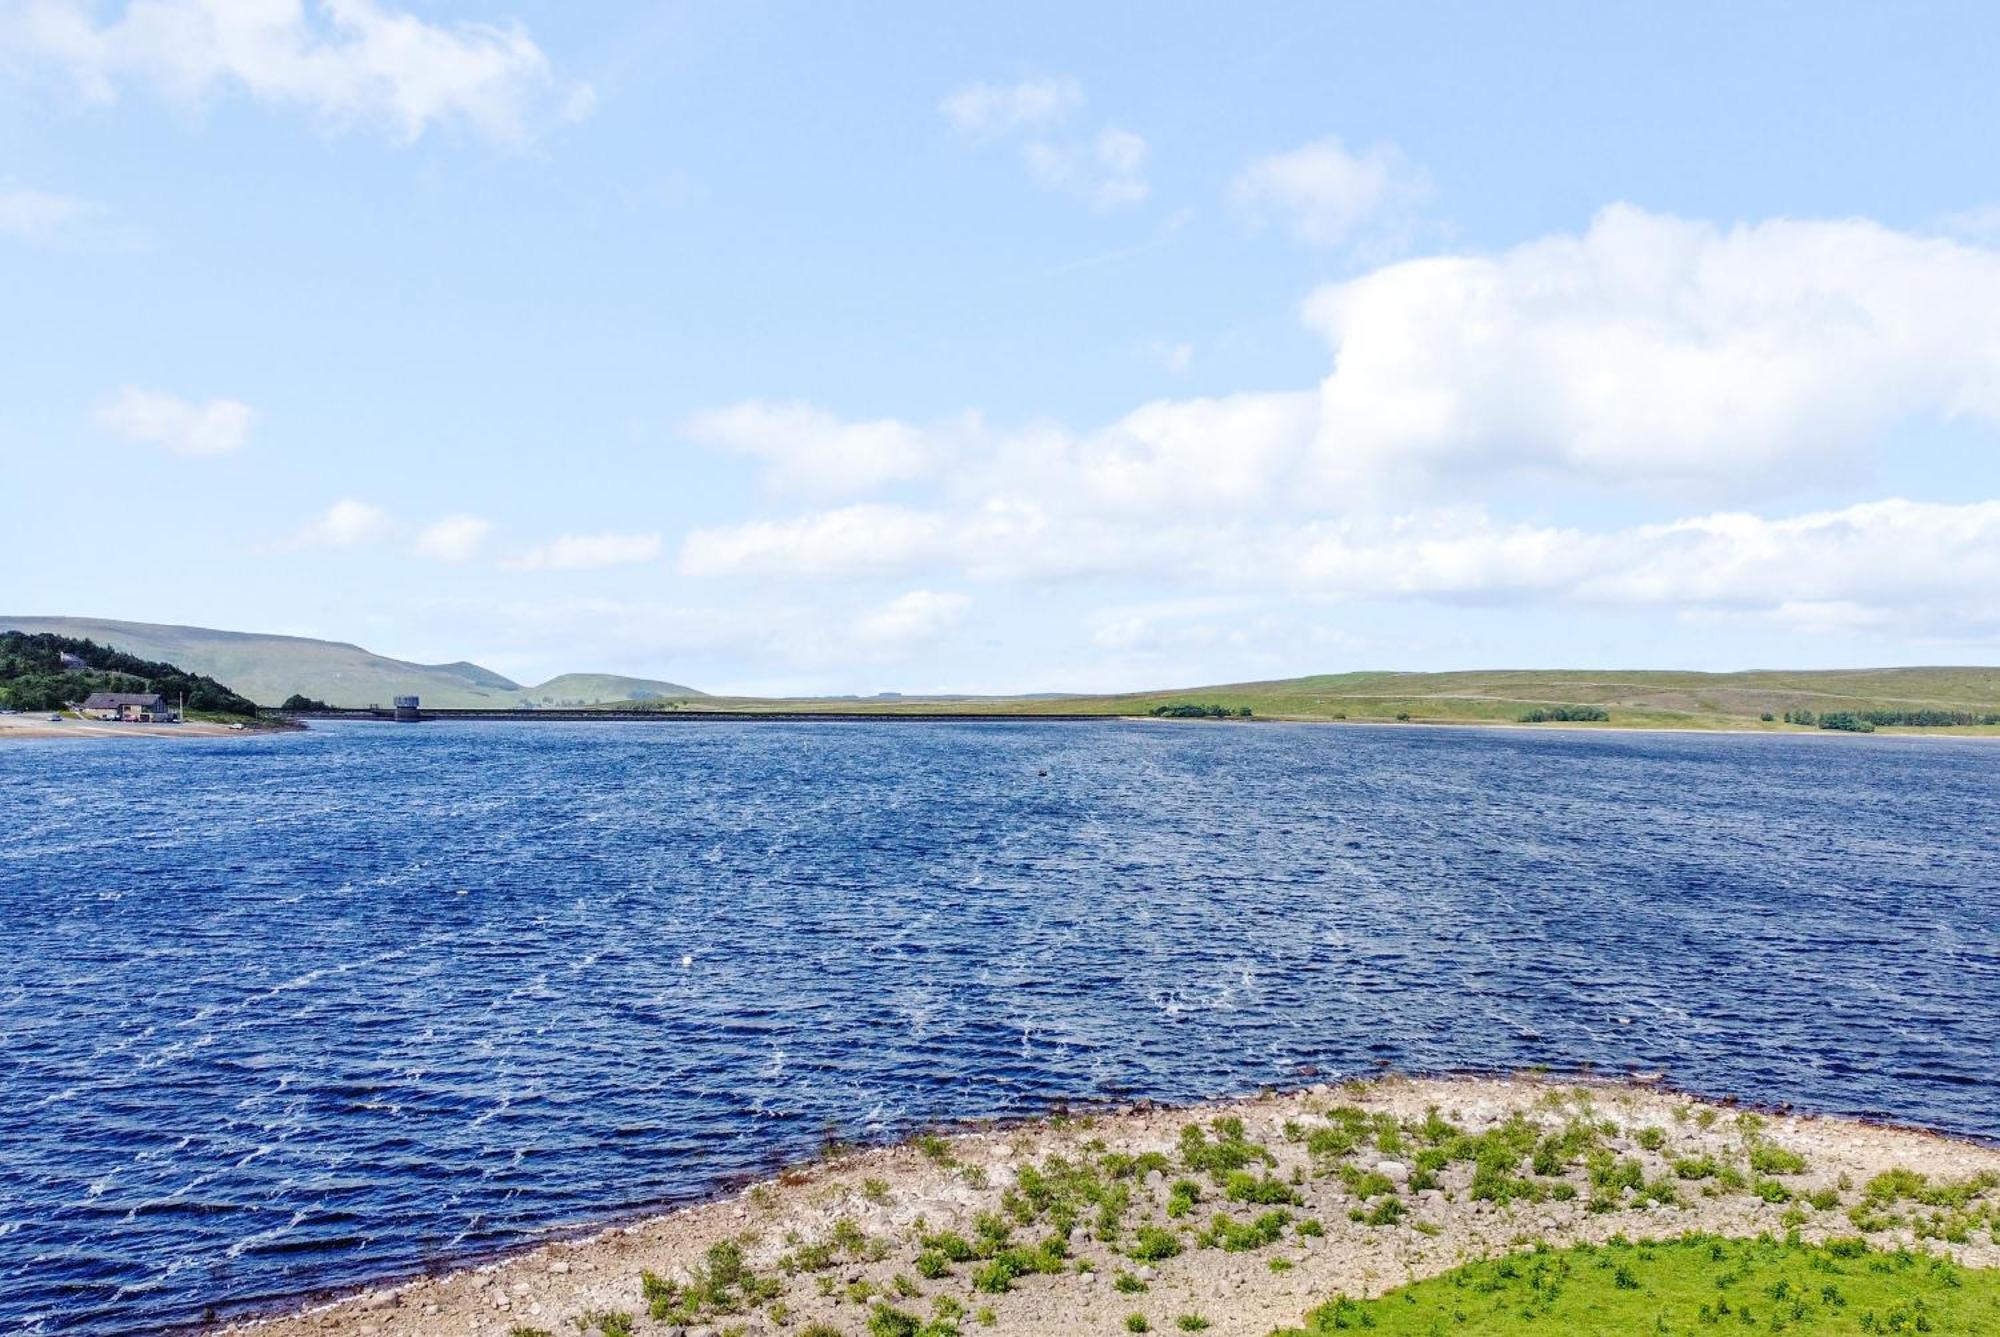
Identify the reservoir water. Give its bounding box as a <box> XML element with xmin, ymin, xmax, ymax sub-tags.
<box><xmin>1</xmin><ymin>720</ymin><xmax>1995</xmax><ymax>1333</ymax></box>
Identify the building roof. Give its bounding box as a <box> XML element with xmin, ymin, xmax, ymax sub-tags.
<box><xmin>81</xmin><ymin>692</ymin><xmax>167</xmax><ymax>709</ymax></box>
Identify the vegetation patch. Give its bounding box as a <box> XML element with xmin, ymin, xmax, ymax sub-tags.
<box><xmin>0</xmin><ymin>630</ymin><xmax>260</xmax><ymax>716</ymax></box>
<box><xmin>1516</xmin><ymin>705</ymin><xmax>1610</xmax><ymax>723</ymax></box>
<box><xmin>1274</xmin><ymin>1235</ymin><xmax>2000</xmax><ymax>1334</ymax></box>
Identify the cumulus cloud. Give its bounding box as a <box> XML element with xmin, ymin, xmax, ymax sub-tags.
<box><xmin>685</xmin><ymin>401</ymin><xmax>949</xmax><ymax>496</ymax></box>
<box><xmin>939</xmin><ymin>75</ymin><xmax>1081</xmax><ymax>136</ymax></box>
<box><xmin>1303</xmin><ymin>206</ymin><xmax>2000</xmax><ymax>496</ymax></box>
<box><xmin>1231</xmin><ymin>135</ymin><xmax>1426</xmax><ymax>247</ymax></box>
<box><xmin>1</xmin><ymin>0</ymin><xmax>587</xmax><ymax>142</ymax></box>
<box><xmin>96</xmin><ymin>385</ymin><xmax>251</xmax><ymax>454</ymax></box>
<box><xmin>411</xmin><ymin>514</ymin><xmax>492</xmax><ymax>562</ymax></box>
<box><xmin>504</xmin><ymin>531</ymin><xmax>662</xmax><ymax>572</ymax></box>
<box><xmin>0</xmin><ymin>183</ymin><xmax>101</xmax><ymax>241</ymax></box>
<box><xmin>287</xmin><ymin>497</ymin><xmax>390</xmax><ymax>548</ymax></box>
<box><xmin>682</xmin><ymin>210</ymin><xmax>2000</xmax><ymax>522</ymax></box>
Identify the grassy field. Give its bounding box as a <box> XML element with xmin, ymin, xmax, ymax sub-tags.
<box><xmin>618</xmin><ymin>668</ymin><xmax>2000</xmax><ymax>734</ymax></box>
<box><xmin>1276</xmin><ymin>1235</ymin><xmax>2000</xmax><ymax>1334</ymax></box>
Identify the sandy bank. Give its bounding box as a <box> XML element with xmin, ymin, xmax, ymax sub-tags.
<box><xmin>215</xmin><ymin>1075</ymin><xmax>2000</xmax><ymax>1337</ymax></box>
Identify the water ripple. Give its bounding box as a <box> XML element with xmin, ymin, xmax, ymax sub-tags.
<box><xmin>0</xmin><ymin>721</ymin><xmax>1995</xmax><ymax>1332</ymax></box>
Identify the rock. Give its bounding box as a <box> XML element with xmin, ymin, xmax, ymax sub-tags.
<box><xmin>1137</xmin><ymin>1265</ymin><xmax>1157</xmax><ymax>1281</ymax></box>
<box><xmin>1375</xmin><ymin>1160</ymin><xmax>1410</xmax><ymax>1182</ymax></box>
<box><xmin>1143</xmin><ymin>1169</ymin><xmax>1164</xmax><ymax>1189</ymax></box>
<box><xmin>549</xmin><ymin>1261</ymin><xmax>571</xmax><ymax>1275</ymax></box>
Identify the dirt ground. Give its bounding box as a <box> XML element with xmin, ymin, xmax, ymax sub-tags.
<box><xmin>216</xmin><ymin>1075</ymin><xmax>2000</xmax><ymax>1337</ymax></box>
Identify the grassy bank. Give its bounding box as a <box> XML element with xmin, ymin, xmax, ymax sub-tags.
<box><xmin>1279</xmin><ymin>1234</ymin><xmax>2000</xmax><ymax>1333</ymax></box>
<box><xmin>596</xmin><ymin>667</ymin><xmax>2000</xmax><ymax>734</ymax></box>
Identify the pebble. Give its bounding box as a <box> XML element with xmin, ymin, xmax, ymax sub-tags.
<box><xmin>1375</xmin><ymin>1160</ymin><xmax>1410</xmax><ymax>1182</ymax></box>
<box><xmin>549</xmin><ymin>1261</ymin><xmax>570</xmax><ymax>1275</ymax></box>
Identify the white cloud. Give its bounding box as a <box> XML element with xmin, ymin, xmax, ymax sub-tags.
<box><xmin>1024</xmin><ymin>126</ymin><xmax>1150</xmax><ymax>209</ymax></box>
<box><xmin>504</xmin><ymin>531</ymin><xmax>662</xmax><ymax>572</ymax></box>
<box><xmin>943</xmin><ymin>76</ymin><xmax>1148</xmax><ymax>210</ymax></box>
<box><xmin>2</xmin><ymin>0</ymin><xmax>586</xmax><ymax>143</ymax></box>
<box><xmin>0</xmin><ymin>183</ymin><xmax>100</xmax><ymax>241</ymax></box>
<box><xmin>1302</xmin><ymin>205</ymin><xmax>2000</xmax><ymax>495</ymax></box>
<box><xmin>96</xmin><ymin>385</ymin><xmax>251</xmax><ymax>454</ymax></box>
<box><xmin>939</xmin><ymin>76</ymin><xmax>1081</xmax><ymax>136</ymax></box>
<box><xmin>411</xmin><ymin>513</ymin><xmax>492</xmax><ymax>562</ymax></box>
<box><xmin>1230</xmin><ymin>136</ymin><xmax>1425</xmax><ymax>247</ymax></box>
<box><xmin>680</xmin><ymin>493</ymin><xmax>2000</xmax><ymax>635</ymax></box>
<box><xmin>853</xmin><ymin>589</ymin><xmax>972</xmax><ymax>652</ymax></box>
<box><xmin>288</xmin><ymin>498</ymin><xmax>390</xmax><ymax>548</ymax></box>
<box><xmin>680</xmin><ymin>504</ymin><xmax>950</xmax><ymax>579</ymax></box>
<box><xmin>685</xmin><ymin>401</ymin><xmax>948</xmax><ymax>496</ymax></box>
<box><xmin>689</xmin><ymin>209</ymin><xmax>2000</xmax><ymax>517</ymax></box>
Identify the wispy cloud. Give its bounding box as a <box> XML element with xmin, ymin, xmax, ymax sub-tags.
<box><xmin>0</xmin><ymin>183</ymin><xmax>103</xmax><ymax>242</ymax></box>
<box><xmin>943</xmin><ymin>75</ymin><xmax>1149</xmax><ymax>210</ymax></box>
<box><xmin>1230</xmin><ymin>135</ymin><xmax>1427</xmax><ymax>247</ymax></box>
<box><xmin>96</xmin><ymin>386</ymin><xmax>251</xmax><ymax>455</ymax></box>
<box><xmin>939</xmin><ymin>76</ymin><xmax>1081</xmax><ymax>136</ymax></box>
<box><xmin>504</xmin><ymin>532</ymin><xmax>662</xmax><ymax>572</ymax></box>
<box><xmin>1</xmin><ymin>0</ymin><xmax>591</xmax><ymax>143</ymax></box>
<box><xmin>1024</xmin><ymin>126</ymin><xmax>1149</xmax><ymax>210</ymax></box>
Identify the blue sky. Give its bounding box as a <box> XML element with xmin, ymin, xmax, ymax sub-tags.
<box><xmin>5</xmin><ymin>1</ymin><xmax>2000</xmax><ymax>693</ymax></box>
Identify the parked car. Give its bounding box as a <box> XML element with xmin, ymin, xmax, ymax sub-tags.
<box><xmin>48</xmin><ymin>714</ymin><xmax>63</xmax><ymax>723</ymax></box>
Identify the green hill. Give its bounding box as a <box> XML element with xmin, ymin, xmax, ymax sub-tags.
<box><xmin>630</xmin><ymin>666</ymin><xmax>2000</xmax><ymax>732</ymax></box>
<box><xmin>0</xmin><ymin>618</ymin><xmax>702</xmax><ymax>709</ymax></box>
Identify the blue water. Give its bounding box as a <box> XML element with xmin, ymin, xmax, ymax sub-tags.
<box><xmin>1</xmin><ymin>721</ymin><xmax>1996</xmax><ymax>1333</ymax></box>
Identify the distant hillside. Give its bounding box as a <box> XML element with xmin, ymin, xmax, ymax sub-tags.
<box><xmin>0</xmin><ymin>618</ymin><xmax>702</xmax><ymax>709</ymax></box>
<box><xmin>522</xmin><ymin>674</ymin><xmax>703</xmax><ymax>707</ymax></box>
<box><xmin>624</xmin><ymin>666</ymin><xmax>2000</xmax><ymax>732</ymax></box>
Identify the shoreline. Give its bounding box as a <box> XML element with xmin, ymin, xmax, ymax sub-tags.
<box><xmin>0</xmin><ymin>713</ymin><xmax>292</xmax><ymax>740</ymax></box>
<box><xmin>209</xmin><ymin>1073</ymin><xmax>2000</xmax><ymax>1337</ymax></box>
<box><xmin>281</xmin><ymin>711</ymin><xmax>2000</xmax><ymax>740</ymax></box>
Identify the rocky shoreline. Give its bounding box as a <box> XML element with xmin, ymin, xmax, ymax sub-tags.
<box><xmin>214</xmin><ymin>1075</ymin><xmax>2000</xmax><ymax>1337</ymax></box>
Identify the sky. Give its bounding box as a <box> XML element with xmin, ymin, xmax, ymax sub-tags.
<box><xmin>4</xmin><ymin>1</ymin><xmax>2000</xmax><ymax>694</ymax></box>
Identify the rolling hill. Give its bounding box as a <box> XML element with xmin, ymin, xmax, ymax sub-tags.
<box><xmin>617</xmin><ymin>666</ymin><xmax>2000</xmax><ymax>732</ymax></box>
<box><xmin>0</xmin><ymin>617</ymin><xmax>702</xmax><ymax>709</ymax></box>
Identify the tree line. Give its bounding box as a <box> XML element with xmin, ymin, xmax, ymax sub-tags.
<box><xmin>1517</xmin><ymin>705</ymin><xmax>1610</xmax><ymax>723</ymax></box>
<box><xmin>1149</xmin><ymin>703</ymin><xmax>1253</xmax><ymax>719</ymax></box>
<box><xmin>1783</xmin><ymin>707</ymin><xmax>1999</xmax><ymax>731</ymax></box>
<box><xmin>0</xmin><ymin>631</ymin><xmax>260</xmax><ymax>715</ymax></box>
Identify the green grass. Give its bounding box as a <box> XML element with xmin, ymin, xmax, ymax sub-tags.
<box><xmin>1273</xmin><ymin>1235</ymin><xmax>2000</xmax><ymax>1334</ymax></box>
<box><xmin>611</xmin><ymin>666</ymin><xmax>2000</xmax><ymax>732</ymax></box>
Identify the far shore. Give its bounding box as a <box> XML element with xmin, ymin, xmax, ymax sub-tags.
<box><xmin>0</xmin><ymin>712</ymin><xmax>290</xmax><ymax>740</ymax></box>
<box><xmin>213</xmin><ymin>1073</ymin><xmax>2000</xmax><ymax>1337</ymax></box>
<box><xmin>267</xmin><ymin>708</ymin><xmax>2000</xmax><ymax>739</ymax></box>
